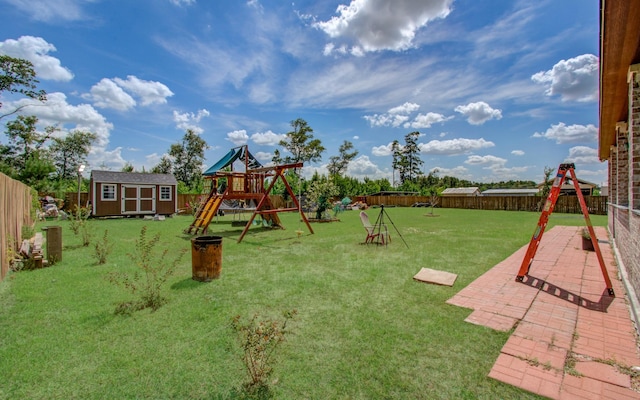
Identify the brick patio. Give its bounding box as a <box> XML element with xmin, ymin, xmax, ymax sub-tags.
<box><xmin>447</xmin><ymin>225</ymin><xmax>640</xmax><ymax>399</ymax></box>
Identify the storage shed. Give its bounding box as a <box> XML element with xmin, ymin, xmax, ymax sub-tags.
<box><xmin>89</xmin><ymin>170</ymin><xmax>178</xmax><ymax>217</ymax></box>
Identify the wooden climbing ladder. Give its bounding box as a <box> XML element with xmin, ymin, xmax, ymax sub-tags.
<box><xmin>515</xmin><ymin>163</ymin><xmax>614</xmax><ymax>296</ymax></box>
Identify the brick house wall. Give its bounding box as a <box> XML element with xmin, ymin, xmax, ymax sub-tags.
<box><xmin>609</xmin><ymin>66</ymin><xmax>640</xmax><ymax>304</ymax></box>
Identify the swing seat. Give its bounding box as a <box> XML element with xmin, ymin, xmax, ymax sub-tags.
<box><xmin>360</xmin><ymin>211</ymin><xmax>389</xmax><ymax>244</ymax></box>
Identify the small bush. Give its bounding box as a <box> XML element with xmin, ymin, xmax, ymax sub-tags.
<box><xmin>80</xmin><ymin>222</ymin><xmax>92</xmax><ymax>247</ymax></box>
<box><xmin>69</xmin><ymin>206</ymin><xmax>90</xmax><ymax>235</ymax></box>
<box><xmin>106</xmin><ymin>226</ymin><xmax>186</xmax><ymax>314</ymax></box>
<box><xmin>230</xmin><ymin>309</ymin><xmax>297</xmax><ymax>395</ymax></box>
<box><xmin>94</xmin><ymin>229</ymin><xmax>112</xmax><ymax>264</ymax></box>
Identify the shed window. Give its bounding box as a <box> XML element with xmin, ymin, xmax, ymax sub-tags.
<box><xmin>160</xmin><ymin>186</ymin><xmax>172</xmax><ymax>201</ymax></box>
<box><xmin>102</xmin><ymin>184</ymin><xmax>116</xmax><ymax>201</ymax></box>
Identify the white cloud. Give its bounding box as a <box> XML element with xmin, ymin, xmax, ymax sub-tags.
<box><xmin>388</xmin><ymin>102</ymin><xmax>420</xmax><ymax>114</ymax></box>
<box><xmin>532</xmin><ymin>122</ymin><xmax>597</xmax><ymax>144</ymax></box>
<box><xmin>405</xmin><ymin>112</ymin><xmax>452</xmax><ymax>129</ymax></box>
<box><xmin>84</xmin><ymin>78</ymin><xmax>136</xmax><ymax>111</ymax></box>
<box><xmin>315</xmin><ymin>0</ymin><xmax>453</xmax><ymax>53</ymax></box>
<box><xmin>85</xmin><ymin>76</ymin><xmax>173</xmax><ymax>110</ymax></box>
<box><xmin>418</xmin><ymin>138</ymin><xmax>495</xmax><ymax>155</ymax></box>
<box><xmin>371</xmin><ymin>142</ymin><xmax>398</xmax><ymax>156</ymax></box>
<box><xmin>169</xmin><ymin>0</ymin><xmax>195</xmax><ymax>6</ymax></box>
<box><xmin>430</xmin><ymin>165</ymin><xmax>472</xmax><ymax>180</ymax></box>
<box><xmin>250</xmin><ymin>130</ymin><xmax>285</xmax><ymax>146</ymax></box>
<box><xmin>511</xmin><ymin>150</ymin><xmax>525</xmax><ymax>156</ymax></box>
<box><xmin>2</xmin><ymin>0</ymin><xmax>91</xmax><ymax>22</ymax></box>
<box><xmin>226</xmin><ymin>130</ymin><xmax>249</xmax><ymax>145</ymax></box>
<box><xmin>0</xmin><ymin>36</ymin><xmax>73</xmax><ymax>81</ymax></box>
<box><xmin>254</xmin><ymin>151</ymin><xmax>273</xmax><ymax>162</ymax></box>
<box><xmin>173</xmin><ymin>109</ymin><xmax>210</xmax><ymax>134</ymax></box>
<box><xmin>454</xmin><ymin>101</ymin><xmax>502</xmax><ymax>125</ymax></box>
<box><xmin>364</xmin><ymin>113</ymin><xmax>410</xmax><ymax>127</ymax></box>
<box><xmin>90</xmin><ymin>146</ymin><xmax>128</xmax><ymax>171</ymax></box>
<box><xmin>460</xmin><ymin>154</ymin><xmax>529</xmax><ymax>181</ymax></box>
<box><xmin>464</xmin><ymin>155</ymin><xmax>506</xmax><ymax>166</ymax></box>
<box><xmin>9</xmin><ymin>92</ymin><xmax>112</xmax><ymax>146</ymax></box>
<box><xmin>5</xmin><ymin>91</ymin><xmax>124</xmax><ymax>169</ymax></box>
<box><xmin>364</xmin><ymin>102</ymin><xmax>419</xmax><ymax>127</ymax></box>
<box><xmin>346</xmin><ymin>155</ymin><xmax>389</xmax><ymax>180</ymax></box>
<box><xmin>364</xmin><ymin>102</ymin><xmax>453</xmax><ymax>129</ymax></box>
<box><xmin>564</xmin><ymin>146</ymin><xmax>600</xmax><ymax>165</ymax></box>
<box><xmin>145</xmin><ymin>152</ymin><xmax>164</xmax><ymax>167</ymax></box>
<box><xmin>113</xmin><ymin>76</ymin><xmax>174</xmax><ymax>106</ymax></box>
<box><xmin>531</xmin><ymin>54</ymin><xmax>598</xmax><ymax>102</ymax></box>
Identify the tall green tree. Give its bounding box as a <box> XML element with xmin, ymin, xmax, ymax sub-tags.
<box><xmin>327</xmin><ymin>140</ymin><xmax>358</xmax><ymax>178</ymax></box>
<box><xmin>169</xmin><ymin>129</ymin><xmax>209</xmax><ymax>191</ymax></box>
<box><xmin>0</xmin><ymin>55</ymin><xmax>47</xmax><ymax>118</ymax></box>
<box><xmin>0</xmin><ymin>115</ymin><xmax>54</xmax><ymax>178</ymax></box>
<box><xmin>403</xmin><ymin>131</ymin><xmax>423</xmax><ymax>182</ymax></box>
<box><xmin>391</xmin><ymin>140</ymin><xmax>406</xmax><ymax>186</ymax></box>
<box><xmin>277</xmin><ymin>118</ymin><xmax>325</xmax><ymax>164</ymax></box>
<box><xmin>121</xmin><ymin>162</ymin><xmax>134</xmax><ymax>172</ymax></box>
<box><xmin>49</xmin><ymin>130</ymin><xmax>97</xmax><ymax>180</ymax></box>
<box><xmin>151</xmin><ymin>155</ymin><xmax>173</xmax><ymax>174</ymax></box>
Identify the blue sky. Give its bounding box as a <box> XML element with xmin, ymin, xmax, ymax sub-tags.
<box><xmin>0</xmin><ymin>0</ymin><xmax>604</xmax><ymax>185</ymax></box>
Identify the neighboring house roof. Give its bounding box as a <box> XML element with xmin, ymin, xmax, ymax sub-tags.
<box><xmin>536</xmin><ymin>178</ymin><xmax>597</xmax><ymax>190</ymax></box>
<box><xmin>91</xmin><ymin>170</ymin><xmax>177</xmax><ymax>185</ymax></box>
<box><xmin>482</xmin><ymin>189</ymin><xmax>540</xmax><ymax>196</ymax></box>
<box><xmin>599</xmin><ymin>0</ymin><xmax>640</xmax><ymax>160</ymax></box>
<box><xmin>441</xmin><ymin>187</ymin><xmax>480</xmax><ymax>195</ymax></box>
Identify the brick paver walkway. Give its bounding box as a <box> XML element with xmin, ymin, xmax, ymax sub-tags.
<box><xmin>447</xmin><ymin>226</ymin><xmax>640</xmax><ymax>399</ymax></box>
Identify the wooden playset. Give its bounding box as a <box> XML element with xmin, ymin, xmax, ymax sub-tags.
<box><xmin>185</xmin><ymin>146</ymin><xmax>313</xmax><ymax>242</ymax></box>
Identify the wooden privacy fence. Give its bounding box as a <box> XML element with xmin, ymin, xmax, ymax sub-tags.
<box><xmin>363</xmin><ymin>195</ymin><xmax>609</xmax><ymax>215</ymax></box>
<box><xmin>1</xmin><ymin>173</ymin><xmax>33</xmax><ymax>280</ymax></box>
<box><xmin>63</xmin><ymin>193</ymin><xmax>288</xmax><ymax>214</ymax></box>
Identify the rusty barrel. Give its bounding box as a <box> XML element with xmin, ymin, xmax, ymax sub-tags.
<box><xmin>191</xmin><ymin>236</ymin><xmax>222</xmax><ymax>281</ymax></box>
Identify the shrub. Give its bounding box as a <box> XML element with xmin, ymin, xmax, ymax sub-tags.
<box><xmin>94</xmin><ymin>229</ymin><xmax>112</xmax><ymax>265</ymax></box>
<box><xmin>80</xmin><ymin>222</ymin><xmax>92</xmax><ymax>247</ymax></box>
<box><xmin>106</xmin><ymin>226</ymin><xmax>186</xmax><ymax>314</ymax></box>
<box><xmin>69</xmin><ymin>206</ymin><xmax>90</xmax><ymax>236</ymax></box>
<box><xmin>230</xmin><ymin>309</ymin><xmax>297</xmax><ymax>395</ymax></box>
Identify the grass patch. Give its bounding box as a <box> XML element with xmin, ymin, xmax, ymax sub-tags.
<box><xmin>0</xmin><ymin>208</ymin><xmax>604</xmax><ymax>399</ymax></box>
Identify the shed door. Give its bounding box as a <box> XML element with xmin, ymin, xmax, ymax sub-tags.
<box><xmin>121</xmin><ymin>185</ymin><xmax>156</xmax><ymax>214</ymax></box>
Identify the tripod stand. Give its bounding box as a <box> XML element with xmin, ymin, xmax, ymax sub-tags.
<box><xmin>372</xmin><ymin>205</ymin><xmax>409</xmax><ymax>248</ymax></box>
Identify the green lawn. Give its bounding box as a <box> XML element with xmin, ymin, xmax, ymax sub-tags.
<box><xmin>0</xmin><ymin>208</ymin><xmax>606</xmax><ymax>399</ymax></box>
